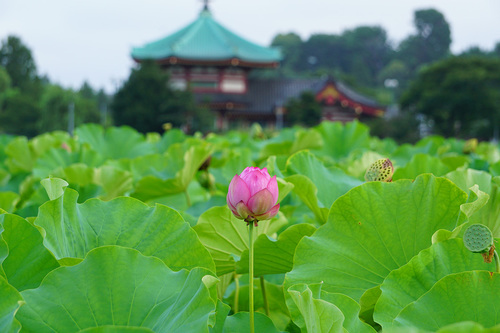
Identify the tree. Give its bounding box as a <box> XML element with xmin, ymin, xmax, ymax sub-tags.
<box><xmin>400</xmin><ymin>56</ymin><xmax>500</xmax><ymax>139</ymax></box>
<box><xmin>285</xmin><ymin>91</ymin><xmax>322</xmax><ymax>127</ymax></box>
<box><xmin>271</xmin><ymin>33</ymin><xmax>302</xmax><ymax>74</ymax></box>
<box><xmin>112</xmin><ymin>61</ymin><xmax>212</xmax><ymax>133</ymax></box>
<box><xmin>0</xmin><ymin>35</ymin><xmax>41</xmax><ymax>96</ymax></box>
<box><xmin>397</xmin><ymin>9</ymin><xmax>451</xmax><ymax>74</ymax></box>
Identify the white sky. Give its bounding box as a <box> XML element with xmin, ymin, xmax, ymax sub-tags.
<box><xmin>1</xmin><ymin>0</ymin><xmax>499</xmax><ymax>93</ymax></box>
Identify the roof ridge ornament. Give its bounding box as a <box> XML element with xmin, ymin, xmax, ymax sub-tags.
<box><xmin>201</xmin><ymin>0</ymin><xmax>211</xmax><ymax>11</ymax></box>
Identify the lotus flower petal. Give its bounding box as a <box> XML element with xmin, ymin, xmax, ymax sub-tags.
<box><xmin>227</xmin><ymin>174</ymin><xmax>251</xmax><ymax>206</ymax></box>
<box><xmin>254</xmin><ymin>203</ymin><xmax>280</xmax><ymax>221</ymax></box>
<box><xmin>247</xmin><ymin>188</ymin><xmax>275</xmax><ymax>215</ymax></box>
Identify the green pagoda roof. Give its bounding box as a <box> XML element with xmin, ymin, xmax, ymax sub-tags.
<box><xmin>131</xmin><ymin>8</ymin><xmax>282</xmax><ymax>68</ymax></box>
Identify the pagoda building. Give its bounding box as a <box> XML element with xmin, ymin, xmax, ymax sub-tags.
<box><xmin>131</xmin><ymin>4</ymin><xmax>385</xmax><ymax>130</ymax></box>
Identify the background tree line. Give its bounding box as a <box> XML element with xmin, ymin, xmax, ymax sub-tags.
<box><xmin>1</xmin><ymin>8</ymin><xmax>499</xmax><ymax>141</ymax></box>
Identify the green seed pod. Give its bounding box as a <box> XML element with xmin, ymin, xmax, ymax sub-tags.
<box><xmin>463</xmin><ymin>138</ymin><xmax>478</xmax><ymax>154</ymax></box>
<box><xmin>364</xmin><ymin>158</ymin><xmax>394</xmax><ymax>182</ymax></box>
<box><xmin>463</xmin><ymin>223</ymin><xmax>493</xmax><ymax>253</ymax></box>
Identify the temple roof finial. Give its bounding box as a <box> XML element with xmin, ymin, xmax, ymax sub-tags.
<box><xmin>202</xmin><ymin>0</ymin><xmax>210</xmax><ymax>11</ymax></box>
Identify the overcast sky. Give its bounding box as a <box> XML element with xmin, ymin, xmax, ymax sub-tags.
<box><xmin>1</xmin><ymin>0</ymin><xmax>499</xmax><ymax>93</ymax></box>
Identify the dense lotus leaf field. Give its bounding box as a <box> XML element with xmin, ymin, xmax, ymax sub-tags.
<box><xmin>0</xmin><ymin>120</ymin><xmax>500</xmax><ymax>332</ymax></box>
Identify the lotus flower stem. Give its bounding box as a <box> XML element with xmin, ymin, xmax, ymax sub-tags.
<box><xmin>494</xmin><ymin>250</ymin><xmax>500</xmax><ymax>274</ymax></box>
<box><xmin>248</xmin><ymin>223</ymin><xmax>255</xmax><ymax>333</ymax></box>
<box><xmin>260</xmin><ymin>276</ymin><xmax>270</xmax><ymax>316</ymax></box>
<box><xmin>234</xmin><ymin>273</ymin><xmax>240</xmax><ymax>313</ymax></box>
<box><xmin>184</xmin><ymin>189</ymin><xmax>191</xmax><ymax>207</ymax></box>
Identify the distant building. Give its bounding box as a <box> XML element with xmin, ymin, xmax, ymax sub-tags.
<box><xmin>131</xmin><ymin>4</ymin><xmax>385</xmax><ymax>130</ymax></box>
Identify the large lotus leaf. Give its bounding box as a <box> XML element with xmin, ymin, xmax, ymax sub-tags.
<box><xmin>93</xmin><ymin>165</ymin><xmax>133</xmax><ymax>200</ymax></box>
<box><xmin>442</xmin><ymin>169</ymin><xmax>500</xmax><ymax>238</ymax></box>
<box><xmin>286</xmin><ymin>284</ymin><xmax>345</xmax><ymax>333</ymax></box>
<box><xmin>384</xmin><ymin>322</ymin><xmax>500</xmax><ymax>333</ymax></box>
<box><xmin>284</xmin><ymin>174</ymin><xmax>329</xmax><ymax>223</ymax></box>
<box><xmin>75</xmin><ymin>124</ymin><xmax>155</xmax><ymax>159</ymax></box>
<box><xmin>211</xmin><ymin>148</ymin><xmax>253</xmax><ymax>192</ymax></box>
<box><xmin>155</xmin><ymin>128</ymin><xmax>187</xmax><ymax>153</ymax></box>
<box><xmin>314</xmin><ymin>120</ymin><xmax>371</xmax><ymax>160</ymax></box>
<box><xmin>223</xmin><ymin>312</ymin><xmax>280</xmax><ymax>333</ymax></box>
<box><xmin>0</xmin><ymin>275</ymin><xmax>22</xmax><ymax>333</ymax></box>
<box><xmin>374</xmin><ymin>238</ymin><xmax>496</xmax><ymax>329</ymax></box>
<box><xmin>476</xmin><ymin>141</ymin><xmax>500</xmax><ymax>164</ymax></box>
<box><xmin>258</xmin><ymin>128</ymin><xmax>323</xmax><ymax>161</ymax></box>
<box><xmin>236</xmin><ymin>223</ymin><xmax>316</xmax><ymax>276</ymax></box>
<box><xmin>491</xmin><ymin>161</ymin><xmax>500</xmax><ymax>177</ymax></box>
<box><xmin>392</xmin><ymin>153</ymin><xmax>450</xmax><ymax>180</ymax></box>
<box><xmin>393</xmin><ymin>271</ymin><xmax>500</xmax><ymax>330</ymax></box>
<box><xmin>0</xmin><ymin>192</ymin><xmax>18</xmax><ymax>213</ymax></box>
<box><xmin>78</xmin><ymin>327</ymin><xmax>154</xmax><ymax>332</ymax></box>
<box><xmin>285</xmin><ymin>150</ymin><xmax>363</xmax><ymax>223</ymax></box>
<box><xmin>227</xmin><ymin>279</ymin><xmax>291</xmax><ymax>331</ymax></box>
<box><xmin>16</xmin><ymin>246</ymin><xmax>216</xmax><ymax>333</ymax></box>
<box><xmin>194</xmin><ymin>206</ymin><xmax>287</xmax><ymax>275</ymax></box>
<box><xmin>285</xmin><ymin>174</ymin><xmax>467</xmax><ymax>302</ymax></box>
<box><xmin>445</xmin><ymin>168</ymin><xmax>492</xmax><ymax>194</ymax></box>
<box><xmin>286</xmin><ymin>283</ymin><xmax>375</xmax><ymax>333</ymax></box>
<box><xmin>341</xmin><ymin>150</ymin><xmax>385</xmax><ymax>180</ymax></box>
<box><xmin>35</xmin><ymin>188</ymin><xmax>215</xmax><ymax>272</ymax></box>
<box><xmin>132</xmin><ymin>141</ymin><xmax>214</xmax><ymax>201</ymax></box>
<box><xmin>4</xmin><ymin>136</ymin><xmax>36</xmax><ymax>173</ymax></box>
<box><xmin>0</xmin><ymin>213</ymin><xmax>60</xmax><ymax>291</ymax></box>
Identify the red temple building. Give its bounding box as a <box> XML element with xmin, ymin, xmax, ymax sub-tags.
<box><xmin>131</xmin><ymin>4</ymin><xmax>385</xmax><ymax>130</ymax></box>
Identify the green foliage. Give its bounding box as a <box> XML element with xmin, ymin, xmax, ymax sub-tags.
<box><xmin>0</xmin><ymin>123</ymin><xmax>498</xmax><ymax>331</ymax></box>
<box><xmin>285</xmin><ymin>91</ymin><xmax>322</xmax><ymax>127</ymax></box>
<box><xmin>401</xmin><ymin>56</ymin><xmax>500</xmax><ymax>139</ymax></box>
<box><xmin>112</xmin><ymin>60</ymin><xmax>213</xmax><ymax>134</ymax></box>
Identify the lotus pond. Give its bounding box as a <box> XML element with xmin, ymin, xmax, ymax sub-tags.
<box><xmin>0</xmin><ymin>121</ymin><xmax>499</xmax><ymax>332</ymax></box>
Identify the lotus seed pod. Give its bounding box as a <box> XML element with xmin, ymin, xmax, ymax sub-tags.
<box><xmin>463</xmin><ymin>224</ymin><xmax>493</xmax><ymax>253</ymax></box>
<box><xmin>364</xmin><ymin>158</ymin><xmax>394</xmax><ymax>182</ymax></box>
<box><xmin>463</xmin><ymin>138</ymin><xmax>478</xmax><ymax>154</ymax></box>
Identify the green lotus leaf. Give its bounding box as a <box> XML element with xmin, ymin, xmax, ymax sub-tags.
<box><xmin>285</xmin><ymin>150</ymin><xmax>363</xmax><ymax>224</ymax></box>
<box><xmin>4</xmin><ymin>136</ymin><xmax>36</xmax><ymax>173</ymax></box>
<box><xmin>78</xmin><ymin>327</ymin><xmax>154</xmax><ymax>332</ymax></box>
<box><xmin>314</xmin><ymin>120</ymin><xmax>371</xmax><ymax>160</ymax></box>
<box><xmin>194</xmin><ymin>206</ymin><xmax>286</xmax><ymax>275</ymax></box>
<box><xmin>393</xmin><ymin>271</ymin><xmax>500</xmax><ymax>331</ymax></box>
<box><xmin>35</xmin><ymin>188</ymin><xmax>215</xmax><ymax>272</ymax></box>
<box><xmin>374</xmin><ymin>238</ymin><xmax>496</xmax><ymax>330</ymax></box>
<box><xmin>285</xmin><ymin>174</ymin><xmax>467</xmax><ymax>302</ymax></box>
<box><xmin>0</xmin><ymin>275</ymin><xmax>23</xmax><ymax>333</ymax></box>
<box><xmin>236</xmin><ymin>223</ymin><xmax>316</xmax><ymax>276</ymax></box>
<box><xmin>210</xmin><ymin>300</ymin><xmax>231</xmax><ymax>333</ymax></box>
<box><xmin>0</xmin><ymin>192</ymin><xmax>18</xmax><ymax>213</ymax></box>
<box><xmin>286</xmin><ymin>283</ymin><xmax>345</xmax><ymax>333</ymax></box>
<box><xmin>226</xmin><ymin>278</ymin><xmax>290</xmax><ymax>331</ymax></box>
<box><xmin>342</xmin><ymin>150</ymin><xmax>385</xmax><ymax>180</ymax></box>
<box><xmin>491</xmin><ymin>160</ymin><xmax>500</xmax><ymax>177</ymax></box>
<box><xmin>0</xmin><ymin>213</ymin><xmax>59</xmax><ymax>291</ymax></box>
<box><xmin>93</xmin><ymin>165</ymin><xmax>133</xmax><ymax>200</ymax></box>
<box><xmin>75</xmin><ymin>124</ymin><xmax>156</xmax><ymax>160</ymax></box>
<box><xmin>392</xmin><ymin>153</ymin><xmax>450</xmax><ymax>180</ymax></box>
<box><xmin>284</xmin><ymin>174</ymin><xmax>329</xmax><ymax>223</ymax></box>
<box><xmin>223</xmin><ymin>312</ymin><xmax>280</xmax><ymax>333</ymax></box>
<box><xmin>41</xmin><ymin>177</ymin><xmax>69</xmax><ymax>200</ymax></box>
<box><xmin>383</xmin><ymin>321</ymin><xmax>500</xmax><ymax>333</ymax></box>
<box><xmin>132</xmin><ymin>140</ymin><xmax>214</xmax><ymax>201</ymax></box>
<box><xmin>432</xmin><ymin>185</ymin><xmax>489</xmax><ymax>243</ymax></box>
<box><xmin>16</xmin><ymin>246</ymin><xmax>216</xmax><ymax>333</ymax></box>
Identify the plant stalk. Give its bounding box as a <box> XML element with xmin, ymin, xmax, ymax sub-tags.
<box><xmin>184</xmin><ymin>189</ymin><xmax>192</xmax><ymax>207</ymax></box>
<box><xmin>260</xmin><ymin>276</ymin><xmax>270</xmax><ymax>316</ymax></box>
<box><xmin>248</xmin><ymin>223</ymin><xmax>255</xmax><ymax>333</ymax></box>
<box><xmin>494</xmin><ymin>250</ymin><xmax>500</xmax><ymax>274</ymax></box>
<box><xmin>234</xmin><ymin>273</ymin><xmax>240</xmax><ymax>313</ymax></box>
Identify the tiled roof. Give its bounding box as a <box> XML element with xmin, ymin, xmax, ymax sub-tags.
<box><xmin>131</xmin><ymin>9</ymin><xmax>281</xmax><ymax>65</ymax></box>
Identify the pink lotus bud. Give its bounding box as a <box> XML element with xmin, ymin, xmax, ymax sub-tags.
<box><xmin>227</xmin><ymin>167</ymin><xmax>280</xmax><ymax>225</ymax></box>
